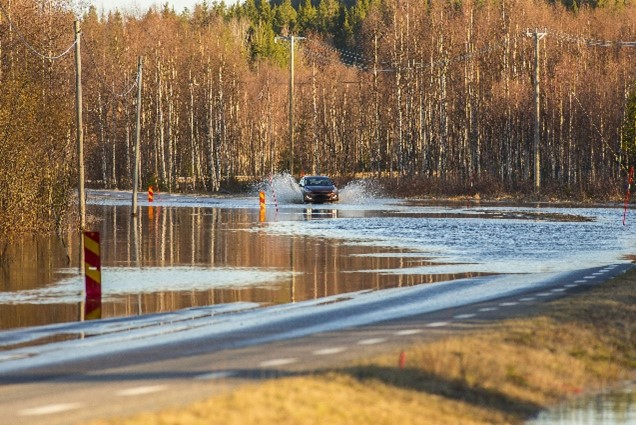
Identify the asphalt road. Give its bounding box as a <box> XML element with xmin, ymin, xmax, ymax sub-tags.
<box><xmin>0</xmin><ymin>264</ymin><xmax>630</xmax><ymax>425</ymax></box>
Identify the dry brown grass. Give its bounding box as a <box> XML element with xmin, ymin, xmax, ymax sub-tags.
<box><xmin>91</xmin><ymin>269</ymin><xmax>636</xmax><ymax>425</ymax></box>
<box><xmin>96</xmin><ymin>374</ymin><xmax>509</xmax><ymax>425</ymax></box>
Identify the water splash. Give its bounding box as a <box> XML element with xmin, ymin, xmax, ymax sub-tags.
<box><xmin>252</xmin><ymin>175</ymin><xmax>383</xmax><ymax>205</ymax></box>
<box><xmin>253</xmin><ymin>173</ymin><xmax>303</xmax><ymax>204</ymax></box>
<box><xmin>339</xmin><ymin>179</ymin><xmax>383</xmax><ymax>204</ymax></box>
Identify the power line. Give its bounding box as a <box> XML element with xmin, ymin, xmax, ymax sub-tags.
<box><xmin>303</xmin><ymin>36</ymin><xmax>511</xmax><ymax>75</ymax></box>
<box><xmin>304</xmin><ymin>38</ymin><xmax>392</xmax><ymax>70</ymax></box>
<box><xmin>81</xmin><ymin>34</ymin><xmax>140</xmax><ymax>100</ymax></box>
<box><xmin>551</xmin><ymin>30</ymin><xmax>636</xmax><ymax>48</ymax></box>
<box><xmin>302</xmin><ymin>47</ymin><xmax>370</xmax><ymax>71</ymax></box>
<box><xmin>306</xmin><ymin>38</ymin><xmax>373</xmax><ymax>65</ymax></box>
<box><xmin>304</xmin><ymin>28</ymin><xmax>636</xmax><ymax>76</ymax></box>
<box><xmin>0</xmin><ymin>2</ymin><xmax>76</xmax><ymax>61</ymax></box>
<box><xmin>571</xmin><ymin>90</ymin><xmax>628</xmax><ymax>173</ymax></box>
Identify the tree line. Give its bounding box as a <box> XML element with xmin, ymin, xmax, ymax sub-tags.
<box><xmin>1</xmin><ymin>0</ymin><xmax>636</xmax><ymax>237</ymax></box>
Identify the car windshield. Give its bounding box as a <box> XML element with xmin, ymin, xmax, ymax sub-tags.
<box><xmin>306</xmin><ymin>178</ymin><xmax>332</xmax><ymax>186</ymax></box>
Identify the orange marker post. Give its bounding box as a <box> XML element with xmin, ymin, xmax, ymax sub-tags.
<box><xmin>398</xmin><ymin>351</ymin><xmax>406</xmax><ymax>369</ymax></box>
<box><xmin>83</xmin><ymin>231</ymin><xmax>102</xmax><ymax>320</ymax></box>
<box><xmin>259</xmin><ymin>191</ymin><xmax>266</xmax><ymax>210</ymax></box>
<box><xmin>148</xmin><ymin>186</ymin><xmax>154</xmax><ymax>202</ymax></box>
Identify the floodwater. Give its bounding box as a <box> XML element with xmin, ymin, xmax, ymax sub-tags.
<box><xmin>0</xmin><ymin>176</ymin><xmax>635</xmax><ymax>330</ymax></box>
<box><xmin>528</xmin><ymin>384</ymin><xmax>635</xmax><ymax>424</ymax></box>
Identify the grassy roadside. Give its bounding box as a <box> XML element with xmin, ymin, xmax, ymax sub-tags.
<box><xmin>92</xmin><ymin>269</ymin><xmax>636</xmax><ymax>425</ymax></box>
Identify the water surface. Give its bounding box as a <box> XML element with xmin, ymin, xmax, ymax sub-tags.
<box><xmin>0</xmin><ymin>186</ymin><xmax>634</xmax><ymax>330</ymax></box>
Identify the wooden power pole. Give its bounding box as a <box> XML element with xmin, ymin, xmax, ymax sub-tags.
<box><xmin>527</xmin><ymin>29</ymin><xmax>546</xmax><ymax>195</ymax></box>
<box><xmin>74</xmin><ymin>21</ymin><xmax>85</xmax><ymax>230</ymax></box>
<box><xmin>276</xmin><ymin>35</ymin><xmax>305</xmax><ymax>176</ymax></box>
<box><xmin>132</xmin><ymin>56</ymin><xmax>143</xmax><ymax>216</ymax></box>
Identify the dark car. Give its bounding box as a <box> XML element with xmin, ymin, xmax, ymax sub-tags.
<box><xmin>298</xmin><ymin>176</ymin><xmax>339</xmax><ymax>203</ymax></box>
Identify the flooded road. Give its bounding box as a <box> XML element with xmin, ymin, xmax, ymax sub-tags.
<box><xmin>0</xmin><ymin>186</ymin><xmax>634</xmax><ymax>330</ymax></box>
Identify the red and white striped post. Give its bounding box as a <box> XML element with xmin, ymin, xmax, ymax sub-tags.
<box><xmin>83</xmin><ymin>231</ymin><xmax>102</xmax><ymax>320</ymax></box>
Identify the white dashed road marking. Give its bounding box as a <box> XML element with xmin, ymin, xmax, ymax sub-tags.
<box><xmin>426</xmin><ymin>321</ymin><xmax>449</xmax><ymax>327</ymax></box>
<box><xmin>394</xmin><ymin>329</ymin><xmax>422</xmax><ymax>336</ymax></box>
<box><xmin>584</xmin><ymin>276</ymin><xmax>596</xmax><ymax>280</ymax></box>
<box><xmin>537</xmin><ymin>293</ymin><xmax>553</xmax><ymax>297</ymax></box>
<box><xmin>117</xmin><ymin>385</ymin><xmax>167</xmax><ymax>397</ymax></box>
<box><xmin>551</xmin><ymin>288</ymin><xmax>566</xmax><ymax>293</ymax></box>
<box><xmin>357</xmin><ymin>338</ymin><xmax>387</xmax><ymax>345</ymax></box>
<box><xmin>259</xmin><ymin>358</ymin><xmax>297</xmax><ymax>368</ymax></box>
<box><xmin>195</xmin><ymin>371</ymin><xmax>237</xmax><ymax>380</ymax></box>
<box><xmin>575</xmin><ymin>280</ymin><xmax>587</xmax><ymax>283</ymax></box>
<box><xmin>499</xmin><ymin>302</ymin><xmax>519</xmax><ymax>306</ymax></box>
<box><xmin>478</xmin><ymin>307</ymin><xmax>497</xmax><ymax>312</ymax></box>
<box><xmin>564</xmin><ymin>284</ymin><xmax>578</xmax><ymax>288</ymax></box>
<box><xmin>519</xmin><ymin>297</ymin><xmax>536</xmax><ymax>302</ymax></box>
<box><xmin>19</xmin><ymin>403</ymin><xmax>83</xmax><ymax>416</ymax></box>
<box><xmin>313</xmin><ymin>347</ymin><xmax>347</xmax><ymax>355</ymax></box>
<box><xmin>453</xmin><ymin>313</ymin><xmax>476</xmax><ymax>319</ymax></box>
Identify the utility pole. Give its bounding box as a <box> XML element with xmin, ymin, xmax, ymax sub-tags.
<box><xmin>527</xmin><ymin>29</ymin><xmax>546</xmax><ymax>195</ymax></box>
<box><xmin>276</xmin><ymin>35</ymin><xmax>305</xmax><ymax>176</ymax></box>
<box><xmin>74</xmin><ymin>21</ymin><xmax>85</xmax><ymax>230</ymax></box>
<box><xmin>74</xmin><ymin>20</ymin><xmax>85</xmax><ymax>283</ymax></box>
<box><xmin>132</xmin><ymin>56</ymin><xmax>143</xmax><ymax>216</ymax></box>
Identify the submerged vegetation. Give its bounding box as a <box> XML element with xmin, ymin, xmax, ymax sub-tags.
<box><xmin>2</xmin><ymin>0</ymin><xmax>636</xmax><ymax>236</ymax></box>
<box><xmin>90</xmin><ymin>261</ymin><xmax>636</xmax><ymax>425</ymax></box>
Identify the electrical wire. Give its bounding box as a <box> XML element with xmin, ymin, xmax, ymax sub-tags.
<box><xmin>303</xmin><ymin>35</ymin><xmax>510</xmax><ymax>75</ymax></box>
<box><xmin>551</xmin><ymin>30</ymin><xmax>636</xmax><ymax>48</ymax></box>
<box><xmin>571</xmin><ymin>90</ymin><xmax>628</xmax><ymax>173</ymax></box>
<box><xmin>81</xmin><ymin>33</ymin><xmax>140</xmax><ymax>100</ymax></box>
<box><xmin>0</xmin><ymin>1</ymin><xmax>76</xmax><ymax>61</ymax></box>
<box><xmin>304</xmin><ymin>28</ymin><xmax>636</xmax><ymax>77</ymax></box>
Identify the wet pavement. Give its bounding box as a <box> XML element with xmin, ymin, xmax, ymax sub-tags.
<box><xmin>0</xmin><ymin>183</ymin><xmax>634</xmax><ymax>331</ymax></box>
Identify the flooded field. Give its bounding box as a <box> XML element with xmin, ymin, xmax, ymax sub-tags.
<box><xmin>0</xmin><ymin>179</ymin><xmax>635</xmax><ymax>330</ymax></box>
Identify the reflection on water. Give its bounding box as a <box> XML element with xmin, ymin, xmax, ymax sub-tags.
<box><xmin>528</xmin><ymin>385</ymin><xmax>635</xmax><ymax>424</ymax></box>
<box><xmin>0</xmin><ymin>204</ymin><xmax>477</xmax><ymax>330</ymax></box>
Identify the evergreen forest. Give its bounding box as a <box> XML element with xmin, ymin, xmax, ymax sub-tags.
<box><xmin>1</xmin><ymin>0</ymin><xmax>636</xmax><ymax>237</ymax></box>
